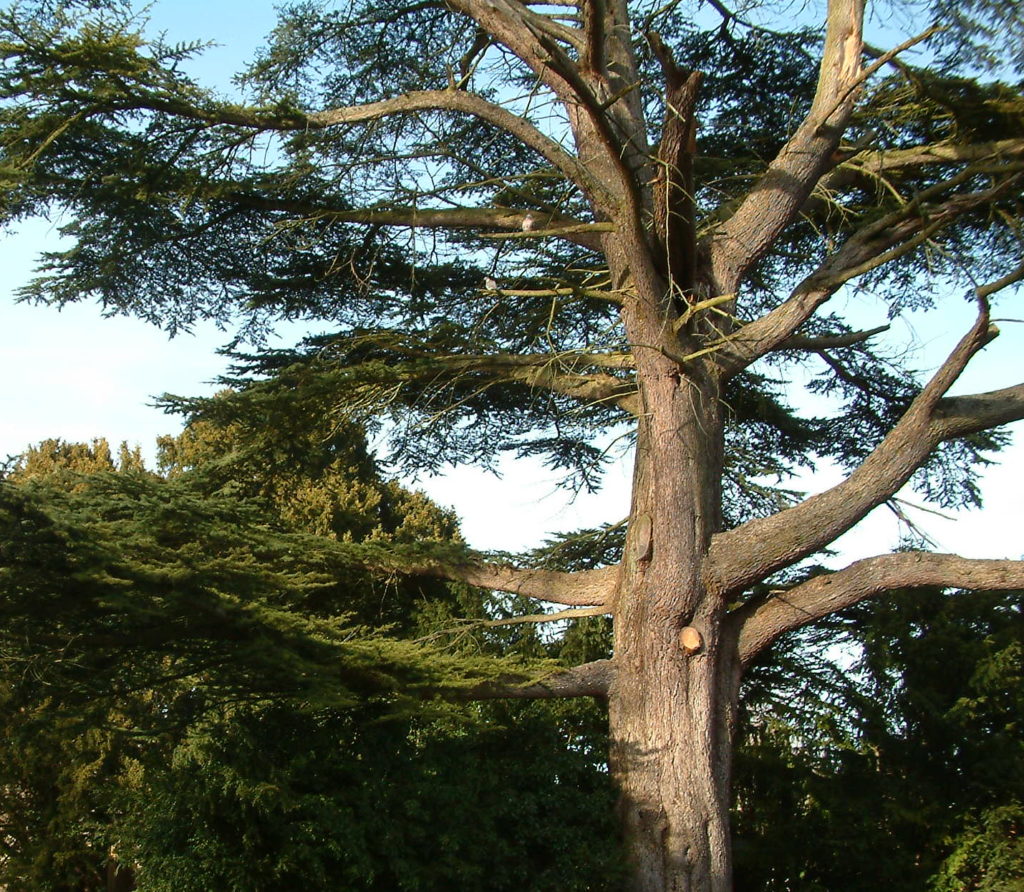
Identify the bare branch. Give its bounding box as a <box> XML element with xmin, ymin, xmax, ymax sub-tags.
<box><xmin>735</xmin><ymin>553</ymin><xmax>1024</xmax><ymax>665</ymax></box>
<box><xmin>706</xmin><ymin>0</ymin><xmax>865</xmax><ymax>293</ymax></box>
<box><xmin>527</xmin><ymin>26</ymin><xmax>642</xmax><ymax>207</ymax></box>
<box><xmin>975</xmin><ymin>256</ymin><xmax>1024</xmax><ymax>301</ymax></box>
<box><xmin>429</xmin><ymin>562</ymin><xmax>620</xmax><ymax>607</ymax></box>
<box><xmin>824</xmin><ymin>25</ymin><xmax>942</xmax><ymax>118</ymax></box>
<box><xmin>707</xmin><ymin>302</ymin><xmax>1002</xmax><ymax>594</ymax></box>
<box><xmin>458</xmin><ymin>658</ymin><xmax>616</xmax><ymax>700</ymax></box>
<box><xmin>934</xmin><ymin>381</ymin><xmax>1024</xmax><ymax>438</ymax></box>
<box><xmin>488</xmin><ymin>286</ymin><xmax>625</xmax><ymax>304</ymax></box>
<box><xmin>777</xmin><ymin>324</ymin><xmax>890</xmax><ymax>351</ymax></box>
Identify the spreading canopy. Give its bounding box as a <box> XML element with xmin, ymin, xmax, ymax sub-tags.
<box><xmin>3</xmin><ymin>2</ymin><xmax>1024</xmax><ymax>884</ymax></box>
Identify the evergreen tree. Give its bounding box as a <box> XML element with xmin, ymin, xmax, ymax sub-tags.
<box><xmin>732</xmin><ymin>587</ymin><xmax>1024</xmax><ymax>890</ymax></box>
<box><xmin>0</xmin><ymin>427</ymin><xmax>620</xmax><ymax>890</ymax></box>
<box><xmin>2</xmin><ymin>0</ymin><xmax>1024</xmax><ymax>886</ymax></box>
<box><xmin>8</xmin><ymin>437</ymin><xmax>145</xmax><ymax>480</ymax></box>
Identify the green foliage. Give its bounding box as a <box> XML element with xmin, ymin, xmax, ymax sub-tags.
<box><xmin>733</xmin><ymin>588</ymin><xmax>1024</xmax><ymax>890</ymax></box>
<box><xmin>157</xmin><ymin>402</ymin><xmax>461</xmax><ymax>547</ymax></box>
<box><xmin>1</xmin><ymin>0</ymin><xmax>1017</xmax><ymax>509</ymax></box>
<box><xmin>7</xmin><ymin>436</ymin><xmax>145</xmax><ymax>479</ymax></box>
<box><xmin>1</xmin><ymin>0</ymin><xmax>1022</xmax><ymax>887</ymax></box>
<box><xmin>0</xmin><ymin>426</ymin><xmax>621</xmax><ymax>888</ymax></box>
<box><xmin>933</xmin><ymin>804</ymin><xmax>1024</xmax><ymax>891</ymax></box>
<box><xmin>120</xmin><ymin>700</ymin><xmax>620</xmax><ymax>891</ymax></box>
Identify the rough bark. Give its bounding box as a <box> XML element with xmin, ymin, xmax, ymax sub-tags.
<box><xmin>606</xmin><ymin>240</ymin><xmax>737</xmax><ymax>888</ymax></box>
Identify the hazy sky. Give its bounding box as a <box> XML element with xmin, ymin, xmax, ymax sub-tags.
<box><xmin>0</xmin><ymin>0</ymin><xmax>1020</xmax><ymax>561</ymax></box>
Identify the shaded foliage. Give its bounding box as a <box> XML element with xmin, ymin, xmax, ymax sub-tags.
<box><xmin>0</xmin><ymin>424</ymin><xmax>622</xmax><ymax>889</ymax></box>
<box><xmin>733</xmin><ymin>587</ymin><xmax>1024</xmax><ymax>890</ymax></box>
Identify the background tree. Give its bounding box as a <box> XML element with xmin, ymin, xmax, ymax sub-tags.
<box><xmin>733</xmin><ymin>587</ymin><xmax>1024</xmax><ymax>890</ymax></box>
<box><xmin>0</xmin><ymin>423</ymin><xmax>620</xmax><ymax>890</ymax></box>
<box><xmin>1</xmin><ymin>0</ymin><xmax>1024</xmax><ymax>887</ymax></box>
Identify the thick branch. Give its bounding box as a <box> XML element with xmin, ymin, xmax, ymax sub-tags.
<box><xmin>706</xmin><ymin>0</ymin><xmax>865</xmax><ymax>293</ymax></box>
<box><xmin>509</xmin><ymin>368</ymin><xmax>638</xmax><ymax>413</ymax></box>
<box><xmin>707</xmin><ymin>303</ymin><xmax>1002</xmax><ymax>593</ymax></box>
<box><xmin>229</xmin><ymin>197</ymin><xmax>604</xmax><ymax>250</ymax></box>
<box><xmin>458</xmin><ymin>658</ymin><xmax>615</xmax><ymax>700</ymax></box>
<box><xmin>651</xmin><ymin>52</ymin><xmax>703</xmax><ymax>297</ymax></box>
<box><xmin>580</xmin><ymin>0</ymin><xmax>607</xmax><ymax>73</ymax></box>
<box><xmin>934</xmin><ymin>382</ymin><xmax>1024</xmax><ymax>438</ymax></box>
<box><xmin>446</xmin><ymin>0</ymin><xmax>584</xmax><ymax>106</ymax></box>
<box><xmin>529</xmin><ymin>27</ymin><xmax>641</xmax><ymax>208</ymax></box>
<box><xmin>735</xmin><ymin>554</ymin><xmax>1024</xmax><ymax>665</ymax></box>
<box><xmin>714</xmin><ymin>173</ymin><xmax>1021</xmax><ymax>375</ymax></box>
<box><xmin>428</xmin><ymin>562</ymin><xmax>619</xmax><ymax>607</ymax></box>
<box><xmin>375</xmin><ymin>349</ymin><xmax>638</xmax><ymax>413</ymax></box>
<box><xmin>439</xmin><ymin>353</ymin><xmax>638</xmax><ymax>413</ymax></box>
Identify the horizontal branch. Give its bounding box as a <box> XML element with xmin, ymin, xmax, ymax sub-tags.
<box><xmin>777</xmin><ymin>324</ymin><xmax>890</xmax><ymax>351</ymax></box>
<box><xmin>735</xmin><ymin>553</ymin><xmax>1024</xmax><ymax>664</ymax></box>
<box><xmin>823</xmin><ymin>137</ymin><xmax>1024</xmax><ymax>189</ymax></box>
<box><xmin>375</xmin><ymin>348</ymin><xmax>638</xmax><ymax>414</ymax></box>
<box><xmin>229</xmin><ymin>196</ymin><xmax>604</xmax><ymax>250</ymax></box>
<box><xmin>440</xmin><ymin>350</ymin><xmax>636</xmax><ymax>371</ymax></box>
<box><xmin>934</xmin><ymin>381</ymin><xmax>1024</xmax><ymax>438</ymax></box>
<box><xmin>483</xmin><ymin>605</ymin><xmax>613</xmax><ymax>626</ymax></box>
<box><xmin>488</xmin><ymin>286</ymin><xmax>624</xmax><ymax>304</ymax></box>
<box><xmin>452</xmin><ymin>354</ymin><xmax>638</xmax><ymax>414</ymax></box>
<box><xmin>430</xmin><ymin>562</ymin><xmax>620</xmax><ymax>607</ymax></box>
<box><xmin>457</xmin><ymin>658</ymin><xmax>615</xmax><ymax>700</ymax></box>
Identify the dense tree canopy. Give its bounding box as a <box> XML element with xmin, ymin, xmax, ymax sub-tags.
<box><xmin>0</xmin><ymin>427</ymin><xmax>621</xmax><ymax>889</ymax></box>
<box><xmin>734</xmin><ymin>587</ymin><xmax>1024</xmax><ymax>890</ymax></box>
<box><xmin>1</xmin><ymin>0</ymin><xmax>1023</xmax><ymax>887</ymax></box>
<box><xmin>4</xmin><ymin>433</ymin><xmax>1024</xmax><ymax>890</ymax></box>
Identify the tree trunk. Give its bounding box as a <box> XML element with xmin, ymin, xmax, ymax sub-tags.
<box><xmin>609</xmin><ymin>638</ymin><xmax>737</xmax><ymax>891</ymax></box>
<box><xmin>609</xmin><ymin>342</ymin><xmax>737</xmax><ymax>890</ymax></box>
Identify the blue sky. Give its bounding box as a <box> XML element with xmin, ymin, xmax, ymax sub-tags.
<box><xmin>0</xmin><ymin>0</ymin><xmax>1020</xmax><ymax>559</ymax></box>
